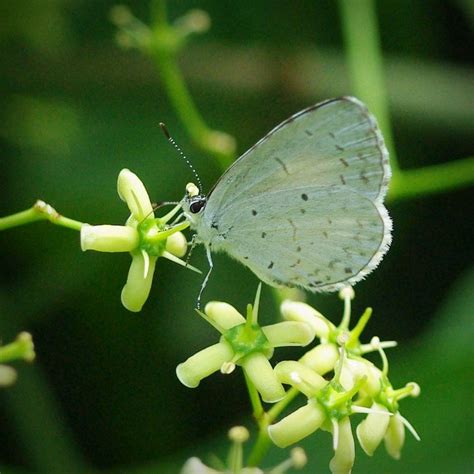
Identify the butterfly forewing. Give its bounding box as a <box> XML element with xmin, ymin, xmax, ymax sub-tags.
<box><xmin>205</xmin><ymin>97</ymin><xmax>390</xmax><ymax>218</ymax></box>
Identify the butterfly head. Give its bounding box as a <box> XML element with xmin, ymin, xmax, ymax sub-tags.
<box><xmin>182</xmin><ymin>182</ymin><xmax>207</xmax><ymax>225</ymax></box>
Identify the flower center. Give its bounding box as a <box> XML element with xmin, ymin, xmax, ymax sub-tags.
<box><xmin>137</xmin><ymin>219</ymin><xmax>168</xmax><ymax>256</ymax></box>
<box><xmin>222</xmin><ymin>323</ymin><xmax>272</xmax><ymax>362</ymax></box>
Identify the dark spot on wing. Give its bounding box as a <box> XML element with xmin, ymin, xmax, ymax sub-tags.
<box><xmin>301</xmin><ymin>193</ymin><xmax>308</xmax><ymax>201</ymax></box>
<box><xmin>327</xmin><ymin>217</ymin><xmax>332</xmax><ymax>225</ymax></box>
<box><xmin>329</xmin><ymin>132</ymin><xmax>336</xmax><ymax>139</ymax></box>
<box><xmin>335</xmin><ymin>144</ymin><xmax>345</xmax><ymax>152</ymax></box>
<box><xmin>288</xmin><ymin>218</ymin><xmax>297</xmax><ymax>240</ymax></box>
<box><xmin>268</xmin><ymin>261</ymin><xmax>274</xmax><ymax>269</ymax></box>
<box><xmin>300</xmin><ymin>208</ymin><xmax>306</xmax><ymax>214</ymax></box>
<box><xmin>296</xmin><ymin>246</ymin><xmax>301</xmax><ymax>252</ymax></box>
<box><xmin>305</xmin><ymin>129</ymin><xmax>313</xmax><ymax>136</ymax></box>
<box><xmin>244</xmin><ymin>256</ymin><xmax>249</xmax><ymax>260</ymax></box>
<box><xmin>274</xmin><ymin>157</ymin><xmax>290</xmax><ymax>175</ymax></box>
<box><xmin>360</xmin><ymin>170</ymin><xmax>369</xmax><ymax>184</ymax></box>
<box><xmin>211</xmin><ymin>222</ymin><xmax>219</xmax><ymax>230</ymax></box>
<box><xmin>344</xmin><ymin>267</ymin><xmax>353</xmax><ymax>274</ymax></box>
<box><xmin>252</xmin><ymin>209</ymin><xmax>257</xmax><ymax>216</ymax></box>
<box><xmin>339</xmin><ymin>157</ymin><xmax>349</xmax><ymax>167</ymax></box>
<box><xmin>261</xmin><ymin>232</ymin><xmax>266</xmax><ymax>238</ymax></box>
<box><xmin>290</xmin><ymin>259</ymin><xmax>301</xmax><ymax>268</ymax></box>
<box><xmin>323</xmin><ymin>231</ymin><xmax>329</xmax><ymax>238</ymax></box>
<box><xmin>340</xmin><ymin>174</ymin><xmax>346</xmax><ymax>185</ymax></box>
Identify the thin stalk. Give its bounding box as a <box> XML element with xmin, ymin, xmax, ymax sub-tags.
<box><xmin>149</xmin><ymin>1</ymin><xmax>235</xmax><ymax>170</ymax></box>
<box><xmin>246</xmin><ymin>387</ymin><xmax>300</xmax><ymax>466</ymax></box>
<box><xmin>388</xmin><ymin>156</ymin><xmax>474</xmax><ymax>201</ymax></box>
<box><xmin>339</xmin><ymin>0</ymin><xmax>399</xmax><ymax>172</ymax></box>
<box><xmin>0</xmin><ymin>201</ymin><xmax>84</xmax><ymax>232</ymax></box>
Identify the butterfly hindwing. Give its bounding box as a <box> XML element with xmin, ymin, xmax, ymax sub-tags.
<box><xmin>207</xmin><ymin>185</ymin><xmax>390</xmax><ymax>291</ymax></box>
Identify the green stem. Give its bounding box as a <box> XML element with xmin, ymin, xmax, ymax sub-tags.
<box><xmin>388</xmin><ymin>157</ymin><xmax>474</xmax><ymax>201</ymax></box>
<box><xmin>339</xmin><ymin>0</ymin><xmax>398</xmax><ymax>172</ymax></box>
<box><xmin>246</xmin><ymin>387</ymin><xmax>300</xmax><ymax>466</ymax></box>
<box><xmin>0</xmin><ymin>303</ymin><xmax>87</xmax><ymax>473</ymax></box>
<box><xmin>0</xmin><ymin>201</ymin><xmax>84</xmax><ymax>231</ymax></box>
<box><xmin>149</xmin><ymin>1</ymin><xmax>235</xmax><ymax>170</ymax></box>
<box><xmin>244</xmin><ymin>371</ymin><xmax>264</xmax><ymax>420</ymax></box>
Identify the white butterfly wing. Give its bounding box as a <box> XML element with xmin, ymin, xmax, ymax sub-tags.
<box><xmin>206</xmin><ymin>186</ymin><xmax>391</xmax><ymax>291</ymax></box>
<box><xmin>200</xmin><ymin>96</ymin><xmax>391</xmax><ymax>290</ymax></box>
<box><xmin>206</xmin><ymin>97</ymin><xmax>390</xmax><ymax>210</ymax></box>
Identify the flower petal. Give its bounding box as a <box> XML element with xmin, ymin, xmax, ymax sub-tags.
<box><xmin>205</xmin><ymin>302</ymin><xmax>245</xmax><ymax>330</ymax></box>
<box><xmin>176</xmin><ymin>341</ymin><xmax>234</xmax><ymax>388</ymax></box>
<box><xmin>165</xmin><ymin>231</ymin><xmax>188</xmax><ymax>257</ymax></box>
<box><xmin>329</xmin><ymin>417</ymin><xmax>355</xmax><ymax>474</ymax></box>
<box><xmin>280</xmin><ymin>300</ymin><xmax>333</xmax><ymax>339</ymax></box>
<box><xmin>356</xmin><ymin>402</ymin><xmax>390</xmax><ymax>456</ymax></box>
<box><xmin>121</xmin><ymin>252</ymin><xmax>157</xmax><ymax>312</ymax></box>
<box><xmin>117</xmin><ymin>169</ymin><xmax>153</xmax><ymax>221</ymax></box>
<box><xmin>268</xmin><ymin>400</ymin><xmax>326</xmax><ymax>447</ymax></box>
<box><xmin>274</xmin><ymin>360</ymin><xmax>327</xmax><ymax>397</ymax></box>
<box><xmin>262</xmin><ymin>321</ymin><xmax>315</xmax><ymax>347</ymax></box>
<box><xmin>384</xmin><ymin>412</ymin><xmax>405</xmax><ymax>460</ymax></box>
<box><xmin>299</xmin><ymin>343</ymin><xmax>339</xmax><ymax>375</ymax></box>
<box><xmin>242</xmin><ymin>352</ymin><xmax>285</xmax><ymax>403</ymax></box>
<box><xmin>81</xmin><ymin>224</ymin><xmax>139</xmax><ymax>252</ymax></box>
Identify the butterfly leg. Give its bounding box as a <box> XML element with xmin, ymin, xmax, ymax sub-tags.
<box><xmin>196</xmin><ymin>245</ymin><xmax>214</xmax><ymax>309</ymax></box>
<box><xmin>185</xmin><ymin>233</ymin><xmax>198</xmax><ymax>267</ymax></box>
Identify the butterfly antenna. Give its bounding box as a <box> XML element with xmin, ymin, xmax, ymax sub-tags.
<box><xmin>159</xmin><ymin>123</ymin><xmax>203</xmax><ymax>192</ymax></box>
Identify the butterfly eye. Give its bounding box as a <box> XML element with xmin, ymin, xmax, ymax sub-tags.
<box><xmin>189</xmin><ymin>197</ymin><xmax>206</xmax><ymax>214</ymax></box>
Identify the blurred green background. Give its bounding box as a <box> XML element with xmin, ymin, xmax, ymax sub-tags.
<box><xmin>1</xmin><ymin>1</ymin><xmax>473</xmax><ymax>472</ymax></box>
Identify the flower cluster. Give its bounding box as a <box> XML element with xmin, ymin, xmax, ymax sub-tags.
<box><xmin>81</xmin><ymin>169</ymin><xmax>196</xmax><ymax>312</ymax></box>
<box><xmin>177</xmin><ymin>286</ymin><xmax>420</xmax><ymax>473</ymax></box>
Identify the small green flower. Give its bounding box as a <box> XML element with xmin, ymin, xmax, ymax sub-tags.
<box><xmin>352</xmin><ymin>338</ymin><xmax>421</xmax><ymax>458</ymax></box>
<box><xmin>81</xmin><ymin>169</ymin><xmax>196</xmax><ymax>312</ymax></box>
<box><xmin>269</xmin><ymin>349</ymin><xmax>370</xmax><ymax>474</ymax></box>
<box><xmin>0</xmin><ymin>332</ymin><xmax>35</xmax><ymax>387</ymax></box>
<box><xmin>176</xmin><ymin>285</ymin><xmax>315</xmax><ymax>403</ymax></box>
<box><xmin>181</xmin><ymin>425</ymin><xmax>306</xmax><ymax>473</ymax></box>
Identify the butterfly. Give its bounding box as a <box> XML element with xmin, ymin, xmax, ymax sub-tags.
<box><xmin>179</xmin><ymin>97</ymin><xmax>392</xmax><ymax>305</ymax></box>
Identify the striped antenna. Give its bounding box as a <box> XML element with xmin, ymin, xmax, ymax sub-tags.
<box><xmin>159</xmin><ymin>123</ymin><xmax>203</xmax><ymax>192</ymax></box>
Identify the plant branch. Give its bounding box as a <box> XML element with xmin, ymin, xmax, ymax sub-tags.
<box><xmin>388</xmin><ymin>156</ymin><xmax>474</xmax><ymax>201</ymax></box>
<box><xmin>338</xmin><ymin>0</ymin><xmax>399</xmax><ymax>172</ymax></box>
<box><xmin>0</xmin><ymin>201</ymin><xmax>84</xmax><ymax>232</ymax></box>
<box><xmin>147</xmin><ymin>1</ymin><xmax>236</xmax><ymax>171</ymax></box>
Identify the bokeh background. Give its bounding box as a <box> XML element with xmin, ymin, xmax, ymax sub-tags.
<box><xmin>1</xmin><ymin>1</ymin><xmax>473</xmax><ymax>473</ymax></box>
